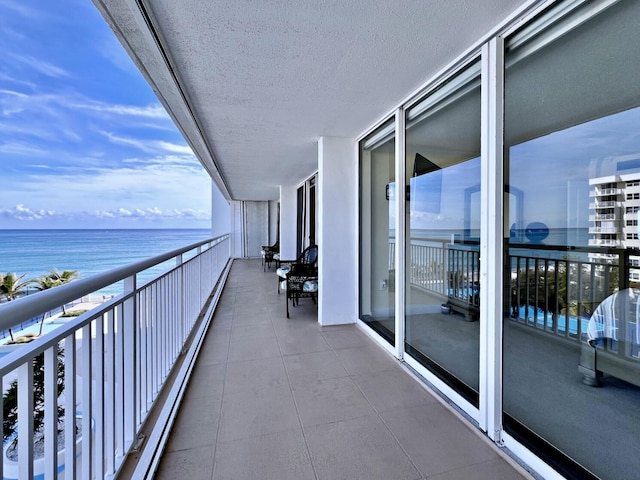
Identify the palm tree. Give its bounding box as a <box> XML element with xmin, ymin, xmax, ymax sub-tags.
<box><xmin>0</xmin><ymin>273</ymin><xmax>35</xmax><ymax>342</ymax></box>
<box><xmin>3</xmin><ymin>344</ymin><xmax>65</xmax><ymax>448</ymax></box>
<box><xmin>0</xmin><ymin>273</ymin><xmax>32</xmax><ymax>301</ymax></box>
<box><xmin>32</xmin><ymin>269</ymin><xmax>80</xmax><ymax>335</ymax></box>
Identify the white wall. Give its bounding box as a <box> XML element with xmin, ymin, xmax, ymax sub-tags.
<box><xmin>211</xmin><ymin>182</ymin><xmax>231</xmax><ymax>238</ymax></box>
<box><xmin>230</xmin><ymin>200</ymin><xmax>243</xmax><ymax>258</ymax></box>
<box><xmin>268</xmin><ymin>200</ymin><xmax>279</xmax><ymax>246</ymax></box>
<box><xmin>318</xmin><ymin>136</ymin><xmax>358</xmax><ymax>325</ymax></box>
<box><xmin>279</xmin><ymin>185</ymin><xmax>298</xmax><ymax>259</ymax></box>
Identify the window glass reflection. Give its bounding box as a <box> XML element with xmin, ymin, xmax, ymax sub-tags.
<box><xmin>405</xmin><ymin>61</ymin><xmax>481</xmax><ymax>405</ymax></box>
<box><xmin>503</xmin><ymin>1</ymin><xmax>640</xmax><ymax>478</ymax></box>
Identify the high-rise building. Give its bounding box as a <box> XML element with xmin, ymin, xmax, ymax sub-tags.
<box><xmin>589</xmin><ymin>154</ymin><xmax>640</xmax><ymax>281</ymax></box>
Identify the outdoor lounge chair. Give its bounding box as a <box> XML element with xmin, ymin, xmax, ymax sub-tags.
<box><xmin>275</xmin><ymin>244</ymin><xmax>318</xmax><ymax>317</ymax></box>
<box><xmin>283</xmin><ymin>262</ymin><xmax>318</xmax><ymax>318</ymax></box>
<box><xmin>261</xmin><ymin>240</ymin><xmax>279</xmax><ymax>271</ymax></box>
<box><xmin>275</xmin><ymin>244</ymin><xmax>318</xmax><ymax>293</ymax></box>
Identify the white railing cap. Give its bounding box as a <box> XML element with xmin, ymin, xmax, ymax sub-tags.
<box><xmin>0</xmin><ymin>235</ymin><xmax>228</xmax><ymax>331</ymax></box>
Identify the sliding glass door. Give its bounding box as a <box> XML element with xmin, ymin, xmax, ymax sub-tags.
<box><xmin>404</xmin><ymin>61</ymin><xmax>482</xmax><ymax>406</ymax></box>
<box><xmin>360</xmin><ymin>119</ymin><xmax>396</xmax><ymax>346</ymax></box>
<box><xmin>503</xmin><ymin>2</ymin><xmax>640</xmax><ymax>478</ymax></box>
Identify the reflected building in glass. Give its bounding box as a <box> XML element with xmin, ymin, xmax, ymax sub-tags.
<box><xmin>588</xmin><ymin>153</ymin><xmax>640</xmax><ymax>282</ymax></box>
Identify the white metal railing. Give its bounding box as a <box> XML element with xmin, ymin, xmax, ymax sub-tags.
<box><xmin>588</xmin><ymin>227</ymin><xmax>618</xmax><ymax>234</ymax></box>
<box><xmin>588</xmin><ymin>213</ymin><xmax>617</xmax><ymax>221</ymax></box>
<box><xmin>588</xmin><ymin>200</ymin><xmax>617</xmax><ymax>209</ymax></box>
<box><xmin>589</xmin><ymin>187</ymin><xmax>620</xmax><ymax>197</ymax></box>
<box><xmin>0</xmin><ymin>234</ymin><xmax>230</xmax><ymax>479</ymax></box>
<box><xmin>588</xmin><ymin>238</ymin><xmax>621</xmax><ymax>246</ymax></box>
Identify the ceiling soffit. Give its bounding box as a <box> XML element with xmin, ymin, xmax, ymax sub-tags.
<box><xmin>94</xmin><ymin>0</ymin><xmax>530</xmax><ymax>201</ymax></box>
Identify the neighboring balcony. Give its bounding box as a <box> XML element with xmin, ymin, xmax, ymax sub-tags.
<box><xmin>589</xmin><ymin>187</ymin><xmax>620</xmax><ymax>197</ymax></box>
<box><xmin>588</xmin><ymin>213</ymin><xmax>617</xmax><ymax>221</ymax></box>
<box><xmin>588</xmin><ymin>200</ymin><xmax>618</xmax><ymax>209</ymax></box>
<box><xmin>588</xmin><ymin>226</ymin><xmax>618</xmax><ymax>234</ymax></box>
<box><xmin>588</xmin><ymin>238</ymin><xmax>622</xmax><ymax>247</ymax></box>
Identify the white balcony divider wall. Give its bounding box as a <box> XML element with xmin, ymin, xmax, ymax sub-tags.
<box><xmin>268</xmin><ymin>200</ymin><xmax>280</xmax><ymax>246</ymax></box>
<box><xmin>231</xmin><ymin>201</ymin><xmax>268</xmax><ymax>258</ymax></box>
<box><xmin>318</xmin><ymin>137</ymin><xmax>358</xmax><ymax>326</ymax></box>
<box><xmin>357</xmin><ymin>1</ymin><xmax>640</xmax><ymax>478</ymax></box>
<box><xmin>211</xmin><ymin>182</ymin><xmax>231</xmax><ymax>238</ymax></box>
<box><xmin>0</xmin><ymin>235</ymin><xmax>231</xmax><ymax>480</ymax></box>
<box><xmin>279</xmin><ymin>184</ymin><xmax>299</xmax><ymax>260</ymax></box>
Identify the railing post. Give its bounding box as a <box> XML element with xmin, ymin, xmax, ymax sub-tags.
<box><xmin>619</xmin><ymin>248</ymin><xmax>629</xmax><ymax>290</ymax></box>
<box><xmin>442</xmin><ymin>242</ymin><xmax>447</xmax><ymax>296</ymax></box>
<box><xmin>82</xmin><ymin>323</ymin><xmax>93</xmax><ymax>477</ymax></box>
<box><xmin>44</xmin><ymin>345</ymin><xmax>59</xmax><ymax>478</ymax></box>
<box><xmin>176</xmin><ymin>254</ymin><xmax>184</xmax><ymax>349</ymax></box>
<box><xmin>17</xmin><ymin>361</ymin><xmax>34</xmax><ymax>480</ymax></box>
<box><xmin>123</xmin><ymin>274</ymin><xmax>137</xmax><ymax>449</ymax></box>
<box><xmin>64</xmin><ymin>334</ymin><xmax>77</xmax><ymax>479</ymax></box>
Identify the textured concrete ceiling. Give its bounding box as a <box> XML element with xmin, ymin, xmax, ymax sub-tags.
<box><xmin>93</xmin><ymin>0</ymin><xmax>530</xmax><ymax>201</ymax></box>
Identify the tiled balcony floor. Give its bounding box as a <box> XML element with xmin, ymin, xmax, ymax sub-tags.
<box><xmin>155</xmin><ymin>259</ymin><xmax>533</xmax><ymax>480</ymax></box>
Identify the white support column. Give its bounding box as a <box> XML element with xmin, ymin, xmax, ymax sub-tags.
<box><xmin>317</xmin><ymin>136</ymin><xmax>358</xmax><ymax>326</ymax></box>
<box><xmin>279</xmin><ymin>184</ymin><xmax>298</xmax><ymax>260</ymax></box>
<box><xmin>479</xmin><ymin>36</ymin><xmax>505</xmax><ymax>442</ymax></box>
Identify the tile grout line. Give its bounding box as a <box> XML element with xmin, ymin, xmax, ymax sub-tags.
<box><xmin>208</xmin><ymin>273</ymin><xmax>237</xmax><ymax>480</ymax></box>
<box><xmin>326</xmin><ymin>331</ymin><xmax>426</xmax><ymax>479</ymax></box>
<box><xmin>269</xmin><ymin>275</ymin><xmax>321</xmax><ymax>480</ymax></box>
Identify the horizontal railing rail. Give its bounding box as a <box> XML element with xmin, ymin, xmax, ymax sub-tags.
<box><xmin>0</xmin><ymin>236</ymin><xmax>228</xmax><ymax>331</ymax></box>
<box><xmin>0</xmin><ymin>234</ymin><xmax>231</xmax><ymax>479</ymax></box>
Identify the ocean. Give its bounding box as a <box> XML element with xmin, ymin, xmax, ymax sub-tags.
<box><xmin>0</xmin><ymin>229</ymin><xmax>213</xmax><ymax>297</ymax></box>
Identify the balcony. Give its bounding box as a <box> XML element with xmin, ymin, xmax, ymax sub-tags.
<box><xmin>588</xmin><ymin>200</ymin><xmax>617</xmax><ymax>209</ymax></box>
<box><xmin>6</xmin><ymin>238</ymin><xmax>640</xmax><ymax>479</ymax></box>
<box><xmin>589</xmin><ymin>188</ymin><xmax>620</xmax><ymax>197</ymax></box>
<box><xmin>588</xmin><ymin>213</ymin><xmax>618</xmax><ymax>221</ymax></box>
<box><xmin>0</xmin><ymin>240</ymin><xmax>530</xmax><ymax>479</ymax></box>
<box><xmin>588</xmin><ymin>226</ymin><xmax>618</xmax><ymax>234</ymax></box>
<box><xmin>148</xmin><ymin>259</ymin><xmax>530</xmax><ymax>479</ymax></box>
<box><xmin>588</xmin><ymin>238</ymin><xmax>622</xmax><ymax>247</ymax></box>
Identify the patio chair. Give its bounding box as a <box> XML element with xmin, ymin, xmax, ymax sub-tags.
<box><xmin>261</xmin><ymin>240</ymin><xmax>279</xmax><ymax>271</ymax></box>
<box><xmin>284</xmin><ymin>262</ymin><xmax>318</xmax><ymax>318</ymax></box>
<box><xmin>275</xmin><ymin>244</ymin><xmax>318</xmax><ymax>294</ymax></box>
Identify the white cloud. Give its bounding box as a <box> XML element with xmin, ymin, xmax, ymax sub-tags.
<box><xmin>0</xmin><ymin>1</ymin><xmax>43</xmax><ymax>21</ymax></box>
<box><xmin>10</xmin><ymin>53</ymin><xmax>70</xmax><ymax>78</ymax></box>
<box><xmin>74</xmin><ymin>102</ymin><xmax>169</xmax><ymax>119</ymax></box>
<box><xmin>99</xmin><ymin>131</ymin><xmax>195</xmax><ymax>157</ymax></box>
<box><xmin>157</xmin><ymin>141</ymin><xmax>193</xmax><ymax>154</ymax></box>
<box><xmin>0</xmin><ymin>141</ymin><xmax>50</xmax><ymax>156</ymax></box>
<box><xmin>0</xmin><ymin>204</ymin><xmax>209</xmax><ymax>224</ymax></box>
<box><xmin>1</xmin><ymin>160</ymin><xmax>211</xmax><ymax>217</ymax></box>
<box><xmin>0</xmin><ymin>204</ymin><xmax>62</xmax><ymax>221</ymax></box>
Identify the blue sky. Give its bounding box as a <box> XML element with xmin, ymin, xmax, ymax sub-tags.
<box><xmin>0</xmin><ymin>0</ymin><xmax>211</xmax><ymax>229</ymax></box>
